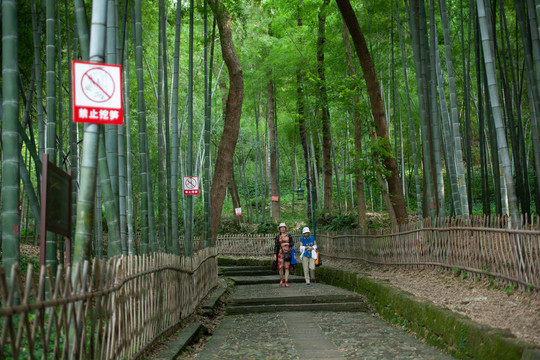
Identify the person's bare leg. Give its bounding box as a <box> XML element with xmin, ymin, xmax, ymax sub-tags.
<box><xmin>279</xmin><ymin>268</ymin><xmax>284</xmax><ymax>285</ymax></box>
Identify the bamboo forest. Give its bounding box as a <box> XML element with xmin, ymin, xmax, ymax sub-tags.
<box><xmin>2</xmin><ymin>0</ymin><xmax>540</xmax><ymax>272</ymax></box>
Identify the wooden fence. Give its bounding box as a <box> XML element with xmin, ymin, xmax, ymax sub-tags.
<box><xmin>180</xmin><ymin>230</ymin><xmax>303</xmax><ymax>257</ymax></box>
<box><xmin>214</xmin><ymin>216</ymin><xmax>539</xmax><ymax>291</ymax></box>
<box><xmin>0</xmin><ymin>247</ymin><xmax>218</xmax><ymax>359</ymax></box>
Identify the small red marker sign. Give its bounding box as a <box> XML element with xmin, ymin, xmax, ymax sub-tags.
<box><xmin>183</xmin><ymin>176</ymin><xmax>199</xmax><ymax>195</ymax></box>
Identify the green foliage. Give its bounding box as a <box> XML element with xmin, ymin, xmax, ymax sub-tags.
<box><xmin>20</xmin><ymin>254</ymin><xmax>40</xmax><ymax>274</ymax></box>
<box><xmin>255</xmin><ymin>221</ymin><xmax>278</xmax><ymax>234</ymax></box>
<box><xmin>318</xmin><ymin>213</ymin><xmax>358</xmax><ymax>231</ymax></box>
<box><xmin>390</xmin><ymin>314</ymin><xmax>410</xmax><ymax>330</ymax></box>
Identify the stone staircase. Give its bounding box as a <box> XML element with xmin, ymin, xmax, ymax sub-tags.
<box><xmin>220</xmin><ymin>265</ymin><xmax>369</xmax><ymax>315</ymax></box>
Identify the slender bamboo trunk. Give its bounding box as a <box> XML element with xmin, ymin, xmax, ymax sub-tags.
<box><xmin>2</xmin><ymin>0</ymin><xmax>21</xmax><ymax>277</ymax></box>
<box><xmin>477</xmin><ymin>0</ymin><xmax>519</xmax><ymax>216</ymax></box>
<box><xmin>133</xmin><ymin>0</ymin><xmax>150</xmax><ymax>254</ymax></box>
<box><xmin>157</xmin><ymin>0</ymin><xmax>167</xmax><ymax>249</ymax></box>
<box><xmin>45</xmin><ymin>0</ymin><xmax>58</xmax><ymax>272</ymax></box>
<box><xmin>73</xmin><ymin>0</ymin><xmax>107</xmax><ymax>264</ymax></box>
<box><xmin>268</xmin><ymin>79</ymin><xmax>280</xmax><ymax>222</ymax></box>
<box><xmin>106</xmin><ymin>0</ymin><xmax>119</xmax><ymax>228</ymax></box>
<box><xmin>124</xmin><ymin>35</ymin><xmax>135</xmax><ymax>255</ymax></box>
<box><xmin>185</xmin><ymin>0</ymin><xmax>195</xmax><ymax>254</ymax></box>
<box><xmin>171</xmin><ymin>0</ymin><xmax>183</xmax><ymax>254</ymax></box>
<box><xmin>439</xmin><ymin>0</ymin><xmax>469</xmax><ymax>217</ymax></box>
<box><xmin>99</xmin><ymin>127</ymin><xmax>121</xmax><ymax>257</ymax></box>
<box><xmin>406</xmin><ymin>0</ymin><xmax>437</xmax><ymax>219</ymax></box>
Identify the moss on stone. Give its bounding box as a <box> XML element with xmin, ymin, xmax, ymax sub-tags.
<box><xmin>313</xmin><ymin>266</ymin><xmax>536</xmax><ymax>360</ymax></box>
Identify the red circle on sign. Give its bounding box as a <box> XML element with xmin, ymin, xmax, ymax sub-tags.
<box><xmin>81</xmin><ymin>68</ymin><xmax>115</xmax><ymax>103</ymax></box>
<box><xmin>185</xmin><ymin>178</ymin><xmax>197</xmax><ymax>189</ymax></box>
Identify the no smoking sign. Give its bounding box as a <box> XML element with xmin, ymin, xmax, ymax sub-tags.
<box><xmin>183</xmin><ymin>176</ymin><xmax>200</xmax><ymax>195</ymax></box>
<box><xmin>72</xmin><ymin>61</ymin><xmax>123</xmax><ymax>125</ymax></box>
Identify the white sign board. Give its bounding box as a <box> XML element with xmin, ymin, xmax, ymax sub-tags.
<box><xmin>183</xmin><ymin>176</ymin><xmax>199</xmax><ymax>195</ymax></box>
<box><xmin>235</xmin><ymin>208</ymin><xmax>242</xmax><ymax>216</ymax></box>
<box><xmin>72</xmin><ymin>61</ymin><xmax>123</xmax><ymax>125</ymax></box>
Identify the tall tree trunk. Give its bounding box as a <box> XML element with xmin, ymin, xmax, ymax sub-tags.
<box><xmin>208</xmin><ymin>0</ymin><xmax>244</xmax><ymax>243</ymax></box>
<box><xmin>133</xmin><ymin>0</ymin><xmax>150</xmax><ymax>254</ymax></box>
<box><xmin>203</xmin><ymin>15</ymin><xmax>216</xmax><ymax>247</ymax></box>
<box><xmin>255</xmin><ymin>95</ymin><xmax>264</xmax><ymax>221</ymax></box>
<box><xmin>123</xmin><ymin>35</ymin><xmax>135</xmax><ymax>255</ymax></box>
<box><xmin>517</xmin><ymin>0</ymin><xmax>540</xmax><ymax>212</ymax></box>
<box><xmin>462</xmin><ymin>0</ymin><xmax>474</xmax><ymax>214</ymax></box>
<box><xmin>476</xmin><ymin>0</ymin><xmax>519</xmax><ymax>216</ymax></box>
<box><xmin>318</xmin><ymin>0</ymin><xmax>333</xmax><ymax>210</ymax></box>
<box><xmin>106</xmin><ymin>0</ymin><xmax>119</xmax><ymax>235</ymax></box>
<box><xmin>427</xmin><ymin>0</ymin><xmax>444</xmax><ymax>218</ymax></box>
<box><xmin>185</xmin><ymin>0</ymin><xmax>195</xmax><ymax>255</ymax></box>
<box><xmin>73</xmin><ymin>0</ymin><xmax>107</xmax><ymax>264</ymax></box>
<box><xmin>2</xmin><ymin>0</ymin><xmax>21</xmax><ymax>278</ymax></box>
<box><xmin>396</xmin><ymin>0</ymin><xmax>422</xmax><ymax>220</ymax></box>
<box><xmin>407</xmin><ymin>0</ymin><xmax>437</xmax><ymax>219</ymax></box>
<box><xmin>336</xmin><ymin>0</ymin><xmax>407</xmax><ymax>224</ymax></box>
<box><xmin>45</xmin><ymin>0</ymin><xmax>58</xmax><ymax>272</ymax></box>
<box><xmin>99</xmin><ymin>127</ymin><xmax>121</xmax><ymax>257</ymax></box>
<box><xmin>297</xmin><ymin>71</ymin><xmax>313</xmax><ymax>219</ymax></box>
<box><xmin>268</xmin><ymin>79</ymin><xmax>280</xmax><ymax>222</ymax></box>
<box><xmin>342</xmin><ymin>23</ymin><xmax>367</xmax><ymax>228</ymax></box>
<box><xmin>439</xmin><ymin>0</ymin><xmax>469</xmax><ymax>217</ymax></box>
<box><xmin>171</xmin><ymin>0</ymin><xmax>183</xmax><ymax>254</ymax></box>
<box><xmin>157</xmin><ymin>0</ymin><xmax>167</xmax><ymax>250</ymax></box>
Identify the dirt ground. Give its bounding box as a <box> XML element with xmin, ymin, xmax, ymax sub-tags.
<box><xmin>324</xmin><ymin>258</ymin><xmax>540</xmax><ymax>346</ymax></box>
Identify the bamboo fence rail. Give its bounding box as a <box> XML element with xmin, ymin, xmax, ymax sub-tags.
<box><xmin>213</xmin><ymin>216</ymin><xmax>539</xmax><ymax>291</ymax></box>
<box><xmin>0</xmin><ymin>247</ymin><xmax>218</xmax><ymax>359</ymax></box>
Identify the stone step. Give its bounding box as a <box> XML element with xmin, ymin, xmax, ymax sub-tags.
<box><xmin>221</xmin><ymin>269</ymin><xmax>277</xmax><ymax>276</ymax></box>
<box><xmin>229</xmin><ymin>294</ymin><xmax>364</xmax><ymax>306</ymax></box>
<box><xmin>219</xmin><ymin>266</ymin><xmax>271</xmax><ymax>275</ymax></box>
<box><xmin>228</xmin><ymin>275</ymin><xmax>305</xmax><ymax>285</ymax></box>
<box><xmin>225</xmin><ymin>301</ymin><xmax>369</xmax><ymax>315</ymax></box>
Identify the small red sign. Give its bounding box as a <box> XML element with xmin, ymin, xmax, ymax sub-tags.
<box><xmin>271</xmin><ymin>196</ymin><xmax>279</xmax><ymax>202</ymax></box>
<box><xmin>183</xmin><ymin>176</ymin><xmax>199</xmax><ymax>195</ymax></box>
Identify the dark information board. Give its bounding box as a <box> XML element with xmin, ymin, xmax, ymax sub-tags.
<box><xmin>40</xmin><ymin>154</ymin><xmax>72</xmax><ymax>267</ymax></box>
<box><xmin>45</xmin><ymin>163</ymin><xmax>71</xmax><ymax>236</ymax></box>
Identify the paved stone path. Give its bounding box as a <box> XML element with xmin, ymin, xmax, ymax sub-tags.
<box><xmin>195</xmin><ymin>277</ymin><xmax>456</xmax><ymax>359</ymax></box>
<box><xmin>195</xmin><ymin>311</ymin><xmax>456</xmax><ymax>359</ymax></box>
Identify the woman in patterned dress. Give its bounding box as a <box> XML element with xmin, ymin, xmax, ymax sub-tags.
<box><xmin>274</xmin><ymin>222</ymin><xmax>294</xmax><ymax>287</ymax></box>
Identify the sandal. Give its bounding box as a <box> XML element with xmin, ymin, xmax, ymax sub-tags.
<box><xmin>284</xmin><ymin>282</ymin><xmax>290</xmax><ymax>287</ymax></box>
<box><xmin>279</xmin><ymin>279</ymin><xmax>284</xmax><ymax>286</ymax></box>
